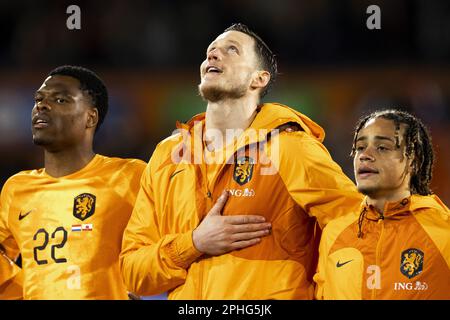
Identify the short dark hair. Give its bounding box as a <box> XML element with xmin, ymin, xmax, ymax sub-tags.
<box><xmin>48</xmin><ymin>65</ymin><xmax>108</xmax><ymax>132</ymax></box>
<box><xmin>224</xmin><ymin>23</ymin><xmax>277</xmax><ymax>98</ymax></box>
<box><xmin>351</xmin><ymin>109</ymin><xmax>434</xmax><ymax>195</ymax></box>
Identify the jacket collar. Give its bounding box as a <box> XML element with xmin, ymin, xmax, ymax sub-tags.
<box><xmin>362</xmin><ymin>194</ymin><xmax>449</xmax><ymax>220</ymax></box>
<box><xmin>174</xmin><ymin>102</ymin><xmax>325</xmax><ymax>162</ymax></box>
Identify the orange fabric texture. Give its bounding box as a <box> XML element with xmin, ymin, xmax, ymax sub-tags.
<box><xmin>314</xmin><ymin>194</ymin><xmax>450</xmax><ymax>299</ymax></box>
<box><xmin>120</xmin><ymin>103</ymin><xmax>363</xmax><ymax>299</ymax></box>
<box><xmin>0</xmin><ymin>237</ymin><xmax>22</xmax><ymax>299</ymax></box>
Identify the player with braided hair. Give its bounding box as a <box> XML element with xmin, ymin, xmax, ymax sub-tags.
<box><xmin>350</xmin><ymin>109</ymin><xmax>434</xmax><ymax>196</ymax></box>
<box><xmin>314</xmin><ymin>109</ymin><xmax>450</xmax><ymax>299</ymax></box>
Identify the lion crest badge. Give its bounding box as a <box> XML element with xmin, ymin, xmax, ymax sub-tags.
<box><xmin>73</xmin><ymin>193</ymin><xmax>96</xmax><ymax>221</ymax></box>
<box><xmin>233</xmin><ymin>156</ymin><xmax>254</xmax><ymax>186</ymax></box>
<box><xmin>400</xmin><ymin>248</ymin><xmax>424</xmax><ymax>279</ymax></box>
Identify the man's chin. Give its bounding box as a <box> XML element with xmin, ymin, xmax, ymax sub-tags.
<box><xmin>357</xmin><ymin>184</ymin><xmax>379</xmax><ymax>197</ymax></box>
<box><xmin>32</xmin><ymin>136</ymin><xmax>50</xmax><ymax>146</ymax></box>
<box><xmin>199</xmin><ymin>84</ymin><xmax>223</xmax><ymax>102</ymax></box>
<box><xmin>198</xmin><ymin>83</ymin><xmax>245</xmax><ymax>102</ymax></box>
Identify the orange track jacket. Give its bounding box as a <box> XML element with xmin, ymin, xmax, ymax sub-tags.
<box><xmin>314</xmin><ymin>194</ymin><xmax>450</xmax><ymax>299</ymax></box>
<box><xmin>120</xmin><ymin>103</ymin><xmax>363</xmax><ymax>299</ymax></box>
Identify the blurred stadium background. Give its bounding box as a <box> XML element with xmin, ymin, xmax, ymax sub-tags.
<box><xmin>0</xmin><ymin>0</ymin><xmax>449</xmax><ymax>298</ymax></box>
<box><xmin>2</xmin><ymin>0</ymin><xmax>448</xmax><ymax>200</ymax></box>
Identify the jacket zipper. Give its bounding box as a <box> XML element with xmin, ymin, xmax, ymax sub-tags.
<box><xmin>372</xmin><ymin>214</ymin><xmax>385</xmax><ymax>300</ymax></box>
<box><xmin>198</xmin><ymin>143</ymin><xmax>215</xmax><ymax>299</ymax></box>
<box><xmin>198</xmin><ymin>189</ymin><xmax>212</xmax><ymax>300</ymax></box>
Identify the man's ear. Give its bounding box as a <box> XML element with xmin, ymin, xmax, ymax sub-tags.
<box><xmin>251</xmin><ymin>70</ymin><xmax>270</xmax><ymax>90</ymax></box>
<box><xmin>87</xmin><ymin>107</ymin><xmax>99</xmax><ymax>130</ymax></box>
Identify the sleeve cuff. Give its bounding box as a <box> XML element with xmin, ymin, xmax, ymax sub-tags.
<box><xmin>166</xmin><ymin>230</ymin><xmax>203</xmax><ymax>269</ymax></box>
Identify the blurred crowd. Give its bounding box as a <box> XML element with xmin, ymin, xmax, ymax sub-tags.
<box><xmin>0</xmin><ymin>0</ymin><xmax>449</xmax><ymax>203</ymax></box>
<box><xmin>1</xmin><ymin>0</ymin><xmax>449</xmax><ymax>68</ymax></box>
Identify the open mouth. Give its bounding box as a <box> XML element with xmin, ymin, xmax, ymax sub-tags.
<box><xmin>32</xmin><ymin>116</ymin><xmax>50</xmax><ymax>129</ymax></box>
<box><xmin>357</xmin><ymin>166</ymin><xmax>379</xmax><ymax>178</ymax></box>
<box><xmin>206</xmin><ymin>66</ymin><xmax>223</xmax><ymax>74</ymax></box>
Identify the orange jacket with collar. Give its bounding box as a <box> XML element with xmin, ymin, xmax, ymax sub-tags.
<box><xmin>120</xmin><ymin>103</ymin><xmax>363</xmax><ymax>299</ymax></box>
<box><xmin>314</xmin><ymin>194</ymin><xmax>450</xmax><ymax>300</ymax></box>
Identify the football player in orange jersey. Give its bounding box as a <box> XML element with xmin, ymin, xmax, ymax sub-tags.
<box><xmin>314</xmin><ymin>109</ymin><xmax>450</xmax><ymax>299</ymax></box>
<box><xmin>0</xmin><ymin>66</ymin><xmax>146</xmax><ymax>299</ymax></box>
<box><xmin>120</xmin><ymin>23</ymin><xmax>362</xmax><ymax>299</ymax></box>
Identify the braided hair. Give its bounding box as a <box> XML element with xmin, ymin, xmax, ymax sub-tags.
<box><xmin>351</xmin><ymin>109</ymin><xmax>434</xmax><ymax>195</ymax></box>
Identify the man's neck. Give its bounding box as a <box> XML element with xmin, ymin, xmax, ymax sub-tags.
<box><xmin>204</xmin><ymin>96</ymin><xmax>259</xmax><ymax>151</ymax></box>
<box><xmin>44</xmin><ymin>146</ymin><xmax>95</xmax><ymax>178</ymax></box>
<box><xmin>366</xmin><ymin>190</ymin><xmax>411</xmax><ymax>214</ymax></box>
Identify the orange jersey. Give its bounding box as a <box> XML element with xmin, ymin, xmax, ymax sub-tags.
<box><xmin>0</xmin><ymin>154</ymin><xmax>146</xmax><ymax>299</ymax></box>
<box><xmin>120</xmin><ymin>103</ymin><xmax>363</xmax><ymax>299</ymax></box>
<box><xmin>314</xmin><ymin>194</ymin><xmax>450</xmax><ymax>299</ymax></box>
<box><xmin>0</xmin><ymin>237</ymin><xmax>22</xmax><ymax>299</ymax></box>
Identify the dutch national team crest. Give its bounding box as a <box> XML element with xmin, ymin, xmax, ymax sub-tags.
<box><xmin>233</xmin><ymin>156</ymin><xmax>254</xmax><ymax>186</ymax></box>
<box><xmin>73</xmin><ymin>193</ymin><xmax>96</xmax><ymax>221</ymax></box>
<box><xmin>400</xmin><ymin>248</ymin><xmax>424</xmax><ymax>279</ymax></box>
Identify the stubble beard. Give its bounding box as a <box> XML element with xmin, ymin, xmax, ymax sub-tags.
<box><xmin>357</xmin><ymin>184</ymin><xmax>380</xmax><ymax>197</ymax></box>
<box><xmin>32</xmin><ymin>132</ymin><xmax>50</xmax><ymax>147</ymax></box>
<box><xmin>198</xmin><ymin>81</ymin><xmax>247</xmax><ymax>103</ymax></box>
<box><xmin>32</xmin><ymin>129</ymin><xmax>59</xmax><ymax>151</ymax></box>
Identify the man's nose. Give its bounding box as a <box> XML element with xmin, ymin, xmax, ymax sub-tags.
<box><xmin>207</xmin><ymin>48</ymin><xmax>222</xmax><ymax>61</ymax></box>
<box><xmin>359</xmin><ymin>148</ymin><xmax>375</xmax><ymax>161</ymax></box>
<box><xmin>35</xmin><ymin>99</ymin><xmax>51</xmax><ymax>112</ymax></box>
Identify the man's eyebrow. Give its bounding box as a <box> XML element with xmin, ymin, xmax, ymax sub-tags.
<box><xmin>207</xmin><ymin>39</ymin><xmax>242</xmax><ymax>51</ymax></box>
<box><xmin>227</xmin><ymin>40</ymin><xmax>241</xmax><ymax>47</ymax></box>
<box><xmin>356</xmin><ymin>136</ymin><xmax>367</xmax><ymax>142</ymax></box>
<box><xmin>374</xmin><ymin>135</ymin><xmax>395</xmax><ymax>142</ymax></box>
<box><xmin>356</xmin><ymin>135</ymin><xmax>395</xmax><ymax>142</ymax></box>
<box><xmin>35</xmin><ymin>89</ymin><xmax>72</xmax><ymax>96</ymax></box>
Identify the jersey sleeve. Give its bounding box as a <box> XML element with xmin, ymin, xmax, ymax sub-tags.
<box><xmin>274</xmin><ymin>131</ymin><xmax>363</xmax><ymax>228</ymax></box>
<box><xmin>122</xmin><ymin>159</ymin><xmax>147</xmax><ymax>204</ymax></box>
<box><xmin>0</xmin><ymin>181</ymin><xmax>23</xmax><ymax>299</ymax></box>
<box><xmin>0</xmin><ymin>267</ymin><xmax>23</xmax><ymax>300</ymax></box>
<box><xmin>120</xmin><ymin>154</ymin><xmax>203</xmax><ymax>296</ymax></box>
<box><xmin>0</xmin><ymin>180</ymin><xmax>13</xmax><ymax>244</ymax></box>
<box><xmin>0</xmin><ymin>240</ymin><xmax>23</xmax><ymax>300</ymax></box>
